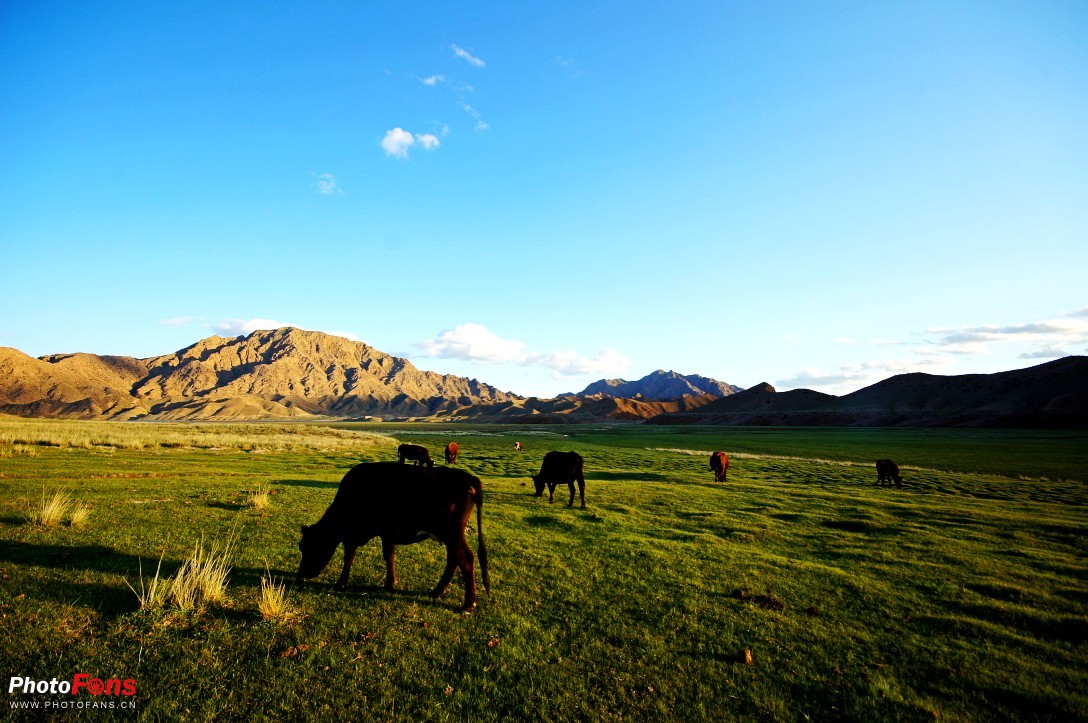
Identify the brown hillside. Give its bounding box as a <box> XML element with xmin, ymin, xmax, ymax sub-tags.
<box><xmin>0</xmin><ymin>347</ymin><xmax>150</xmax><ymax>418</ymax></box>
<box><xmin>0</xmin><ymin>328</ymin><xmax>521</xmax><ymax>421</ymax></box>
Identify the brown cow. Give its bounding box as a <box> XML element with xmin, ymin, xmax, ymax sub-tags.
<box><xmin>397</xmin><ymin>443</ymin><xmax>434</xmax><ymax>468</ymax></box>
<box><xmin>531</xmin><ymin>451</ymin><xmax>586</xmax><ymax>508</ymax></box>
<box><xmin>514</xmin><ymin>441</ymin><xmax>522</xmax><ymax>451</ymax></box>
<box><xmin>444</xmin><ymin>442</ymin><xmax>459</xmax><ymax>464</ymax></box>
<box><xmin>876</xmin><ymin>459</ymin><xmax>903</xmax><ymax>488</ymax></box>
<box><xmin>296</xmin><ymin>462</ymin><xmax>490</xmax><ymax>612</ymax></box>
<box><xmin>710</xmin><ymin>451</ymin><xmax>729</xmax><ymax>482</ymax></box>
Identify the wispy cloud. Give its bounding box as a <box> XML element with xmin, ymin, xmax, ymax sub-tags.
<box><xmin>416</xmin><ymin>323</ymin><xmax>630</xmax><ymax>379</ymax></box>
<box><xmin>420</xmin><ymin>74</ymin><xmax>445</xmax><ymax>86</ymax></box>
<box><xmin>458</xmin><ymin>100</ymin><xmax>489</xmax><ymax>131</ymax></box>
<box><xmin>555</xmin><ymin>55</ymin><xmax>583</xmax><ymax>78</ymax></box>
<box><xmin>451</xmin><ymin>44</ymin><xmax>485</xmax><ymax>68</ymax></box>
<box><xmin>381</xmin><ymin>128</ymin><xmax>441</xmax><ymax>158</ymax></box>
<box><xmin>920</xmin><ymin>308</ymin><xmax>1088</xmax><ymax>358</ymax></box>
<box><xmin>314</xmin><ymin>173</ymin><xmax>342</xmax><ymax>195</ymax></box>
<box><xmin>216</xmin><ymin>318</ymin><xmax>295</xmax><ymax>336</ymax></box>
<box><xmin>777</xmin><ymin>358</ymin><xmax>950</xmax><ymax>394</ymax></box>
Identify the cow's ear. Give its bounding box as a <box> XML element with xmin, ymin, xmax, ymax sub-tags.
<box><xmin>300</xmin><ymin>524</ymin><xmax>309</xmax><ymax>533</ymax></box>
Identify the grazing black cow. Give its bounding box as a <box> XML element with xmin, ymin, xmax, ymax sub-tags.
<box><xmin>709</xmin><ymin>451</ymin><xmax>730</xmax><ymax>482</ymax></box>
<box><xmin>296</xmin><ymin>462</ymin><xmax>490</xmax><ymax>612</ymax></box>
<box><xmin>876</xmin><ymin>459</ymin><xmax>903</xmax><ymax>488</ymax></box>
<box><xmin>444</xmin><ymin>442</ymin><xmax>459</xmax><ymax>464</ymax></box>
<box><xmin>397</xmin><ymin>443</ymin><xmax>434</xmax><ymax>468</ymax></box>
<box><xmin>531</xmin><ymin>451</ymin><xmax>586</xmax><ymax>509</ymax></box>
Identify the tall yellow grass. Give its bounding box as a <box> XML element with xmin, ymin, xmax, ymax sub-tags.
<box><xmin>258</xmin><ymin>568</ymin><xmax>295</xmax><ymax>622</ymax></box>
<box><xmin>0</xmin><ymin>419</ymin><xmax>395</xmax><ymax>454</ymax></box>
<box><xmin>125</xmin><ymin>532</ymin><xmax>237</xmax><ymax>612</ymax></box>
<box><xmin>29</xmin><ymin>488</ymin><xmax>91</xmax><ymax>527</ymax></box>
<box><xmin>246</xmin><ymin>484</ymin><xmax>272</xmax><ymax>509</ymax></box>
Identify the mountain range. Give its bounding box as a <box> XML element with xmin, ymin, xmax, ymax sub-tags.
<box><xmin>1</xmin><ymin>327</ymin><xmax>1084</xmax><ymax>427</ymax></box>
<box><xmin>647</xmin><ymin>356</ymin><xmax>1088</xmax><ymax>428</ymax></box>
<box><xmin>572</xmin><ymin>370</ymin><xmax>741</xmax><ymax>400</ymax></box>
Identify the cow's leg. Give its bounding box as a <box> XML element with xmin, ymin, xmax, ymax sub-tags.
<box><xmin>578</xmin><ymin>479</ymin><xmax>586</xmax><ymax>509</ymax></box>
<box><xmin>335</xmin><ymin>544</ymin><xmax>358</xmax><ymax>590</ymax></box>
<box><xmin>432</xmin><ymin>536</ymin><xmax>477</xmax><ymax>611</ymax></box>
<box><xmin>456</xmin><ymin>538</ymin><xmax>477</xmax><ymax>612</ymax></box>
<box><xmin>382</xmin><ymin>538</ymin><xmax>397</xmax><ymax>591</ymax></box>
<box><xmin>548</xmin><ymin>483</ymin><xmax>555</xmax><ymax>504</ymax></box>
<box><xmin>430</xmin><ymin>537</ymin><xmax>462</xmax><ymax>600</ymax></box>
<box><xmin>567</xmin><ymin>480</ymin><xmax>576</xmax><ymax>507</ymax></box>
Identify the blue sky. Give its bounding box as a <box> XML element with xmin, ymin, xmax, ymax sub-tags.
<box><xmin>2</xmin><ymin>1</ymin><xmax>1086</xmax><ymax>397</ymax></box>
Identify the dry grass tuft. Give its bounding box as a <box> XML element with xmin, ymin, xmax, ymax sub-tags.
<box><xmin>67</xmin><ymin>501</ymin><xmax>92</xmax><ymax>527</ymax></box>
<box><xmin>247</xmin><ymin>484</ymin><xmax>272</xmax><ymax>509</ymax></box>
<box><xmin>169</xmin><ymin>535</ymin><xmax>235</xmax><ymax>609</ymax></box>
<box><xmin>126</xmin><ymin>532</ymin><xmax>236</xmax><ymax>612</ymax></box>
<box><xmin>258</xmin><ymin>568</ymin><xmax>296</xmax><ymax>622</ymax></box>
<box><xmin>29</xmin><ymin>488</ymin><xmax>90</xmax><ymax>527</ymax></box>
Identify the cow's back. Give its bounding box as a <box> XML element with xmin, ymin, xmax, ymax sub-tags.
<box><xmin>539</xmin><ymin>451</ymin><xmax>583</xmax><ymax>477</ymax></box>
<box><xmin>330</xmin><ymin>463</ymin><xmax>480</xmax><ymax>534</ymax></box>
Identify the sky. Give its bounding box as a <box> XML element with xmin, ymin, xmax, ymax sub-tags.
<box><xmin>2</xmin><ymin>1</ymin><xmax>1086</xmax><ymax>398</ymax></box>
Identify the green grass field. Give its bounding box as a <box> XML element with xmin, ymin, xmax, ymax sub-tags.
<box><xmin>1</xmin><ymin>420</ymin><xmax>1085</xmax><ymax>720</ymax></box>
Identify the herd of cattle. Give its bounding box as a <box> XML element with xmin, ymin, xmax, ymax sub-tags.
<box><xmin>296</xmin><ymin>441</ymin><xmax>905</xmax><ymax>612</ymax></box>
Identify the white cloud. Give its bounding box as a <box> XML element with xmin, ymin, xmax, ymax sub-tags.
<box><xmin>381</xmin><ymin>128</ymin><xmax>416</xmax><ymax>159</ymax></box>
<box><xmin>451</xmin><ymin>44</ymin><xmax>485</xmax><ymax>68</ymax></box>
<box><xmin>314</xmin><ymin>173</ymin><xmax>342</xmax><ymax>195</ymax></box>
<box><xmin>380</xmin><ymin>127</ymin><xmax>441</xmax><ymax>158</ymax></box>
<box><xmin>834</xmin><ymin>336</ymin><xmax>857</xmax><ymax>346</ymax></box>
<box><xmin>416</xmin><ymin>133</ymin><xmax>440</xmax><ymax>150</ymax></box>
<box><xmin>416</xmin><ymin>323</ymin><xmax>630</xmax><ymax>378</ymax></box>
<box><xmin>1019</xmin><ymin>347</ymin><xmax>1071</xmax><ymax>360</ymax></box>
<box><xmin>524</xmin><ymin>348</ymin><xmax>631</xmax><ymax>378</ymax></box>
<box><xmin>420</xmin><ymin>74</ymin><xmax>445</xmax><ymax>86</ymax></box>
<box><xmin>417</xmin><ymin>323</ymin><xmax>525</xmax><ymax>363</ymax></box>
<box><xmin>216</xmin><ymin>318</ymin><xmax>295</xmax><ymax>336</ymax></box>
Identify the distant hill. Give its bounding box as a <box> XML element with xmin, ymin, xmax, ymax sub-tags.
<box><xmin>0</xmin><ymin>328</ymin><xmax>519</xmax><ymax>421</ymax></box>
<box><xmin>4</xmin><ymin>329</ymin><xmax>1085</xmax><ymax>426</ymax></box>
<box><xmin>573</xmin><ymin>369</ymin><xmax>741</xmax><ymax>401</ymax></box>
<box><xmin>647</xmin><ymin>356</ymin><xmax>1088</xmax><ymax>428</ymax></box>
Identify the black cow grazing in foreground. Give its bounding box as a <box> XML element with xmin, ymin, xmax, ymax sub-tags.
<box><xmin>397</xmin><ymin>443</ymin><xmax>434</xmax><ymax>468</ymax></box>
<box><xmin>710</xmin><ymin>451</ymin><xmax>730</xmax><ymax>482</ymax></box>
<box><xmin>296</xmin><ymin>462</ymin><xmax>490</xmax><ymax>612</ymax></box>
<box><xmin>531</xmin><ymin>451</ymin><xmax>586</xmax><ymax>509</ymax></box>
<box><xmin>876</xmin><ymin>459</ymin><xmax>903</xmax><ymax>488</ymax></box>
<box><xmin>445</xmin><ymin>442</ymin><xmax>459</xmax><ymax>464</ymax></box>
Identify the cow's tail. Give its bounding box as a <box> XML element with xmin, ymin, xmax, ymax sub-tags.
<box><xmin>476</xmin><ymin>483</ymin><xmax>491</xmax><ymax>595</ymax></box>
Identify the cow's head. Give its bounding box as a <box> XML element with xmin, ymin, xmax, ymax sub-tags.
<box><xmin>530</xmin><ymin>474</ymin><xmax>545</xmax><ymax>497</ymax></box>
<box><xmin>296</xmin><ymin>524</ymin><xmax>339</xmax><ymax>582</ymax></box>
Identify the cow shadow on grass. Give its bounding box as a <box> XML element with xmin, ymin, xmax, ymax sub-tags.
<box><xmin>0</xmin><ymin>540</ymin><xmax>296</xmax><ymax>620</ymax></box>
<box><xmin>299</xmin><ymin>582</ymin><xmax>461</xmax><ymax>611</ymax></box>
<box><xmin>270</xmin><ymin>478</ymin><xmax>339</xmax><ymax>490</ymax></box>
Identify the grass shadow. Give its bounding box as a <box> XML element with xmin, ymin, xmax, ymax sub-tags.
<box><xmin>207</xmin><ymin>501</ymin><xmax>246</xmax><ymax>511</ymax></box>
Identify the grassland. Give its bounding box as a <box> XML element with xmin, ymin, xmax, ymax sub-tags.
<box><xmin>1</xmin><ymin>419</ymin><xmax>1085</xmax><ymax>720</ymax></box>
